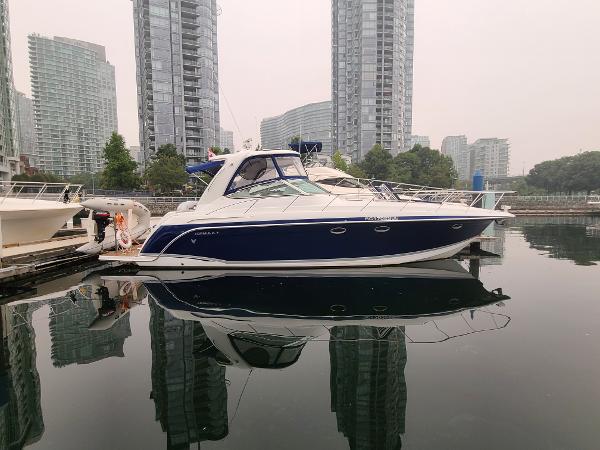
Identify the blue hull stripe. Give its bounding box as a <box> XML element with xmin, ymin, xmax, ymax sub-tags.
<box><xmin>142</xmin><ymin>218</ymin><xmax>494</xmax><ymax>262</ymax></box>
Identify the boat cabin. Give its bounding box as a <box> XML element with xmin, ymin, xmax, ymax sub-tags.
<box><xmin>187</xmin><ymin>150</ymin><xmax>329</xmax><ymax>204</ymax></box>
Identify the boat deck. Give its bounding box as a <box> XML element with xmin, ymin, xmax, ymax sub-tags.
<box><xmin>102</xmin><ymin>243</ymin><xmax>143</xmax><ymax>258</ymax></box>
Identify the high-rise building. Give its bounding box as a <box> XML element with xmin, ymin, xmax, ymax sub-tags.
<box><xmin>441</xmin><ymin>135</ymin><xmax>470</xmax><ymax>180</ymax></box>
<box><xmin>409</xmin><ymin>134</ymin><xmax>430</xmax><ymax>149</ymax></box>
<box><xmin>469</xmin><ymin>138</ymin><xmax>510</xmax><ymax>179</ymax></box>
<box><xmin>28</xmin><ymin>35</ymin><xmax>118</xmax><ymax>177</ymax></box>
<box><xmin>129</xmin><ymin>145</ymin><xmax>143</xmax><ymax>167</ymax></box>
<box><xmin>48</xmin><ymin>292</ymin><xmax>132</xmax><ymax>367</ymax></box>
<box><xmin>260</xmin><ymin>101</ymin><xmax>332</xmax><ymax>154</ymax></box>
<box><xmin>403</xmin><ymin>0</ymin><xmax>415</xmax><ymax>151</ymax></box>
<box><xmin>149</xmin><ymin>299</ymin><xmax>228</xmax><ymax>448</ymax></box>
<box><xmin>0</xmin><ymin>0</ymin><xmax>19</xmax><ymax>180</ymax></box>
<box><xmin>330</xmin><ymin>326</ymin><xmax>407</xmax><ymax>449</ymax></box>
<box><xmin>332</xmin><ymin>0</ymin><xmax>414</xmax><ymax>162</ymax></box>
<box><xmin>219</xmin><ymin>127</ymin><xmax>234</xmax><ymax>152</ymax></box>
<box><xmin>0</xmin><ymin>303</ymin><xmax>44</xmax><ymax>448</ymax></box>
<box><xmin>131</xmin><ymin>0</ymin><xmax>220</xmax><ymax>167</ymax></box>
<box><xmin>15</xmin><ymin>92</ymin><xmax>36</xmax><ymax>165</ymax></box>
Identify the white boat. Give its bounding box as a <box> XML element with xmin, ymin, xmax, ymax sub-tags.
<box><xmin>95</xmin><ymin>150</ymin><xmax>513</xmax><ymax>268</ymax></box>
<box><xmin>77</xmin><ymin>198</ymin><xmax>151</xmax><ymax>254</ymax></box>
<box><xmin>0</xmin><ymin>181</ymin><xmax>83</xmax><ymax>246</ymax></box>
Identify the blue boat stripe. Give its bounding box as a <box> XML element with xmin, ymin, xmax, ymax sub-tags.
<box><xmin>176</xmin><ymin>215</ymin><xmax>494</xmax><ymax>228</ymax></box>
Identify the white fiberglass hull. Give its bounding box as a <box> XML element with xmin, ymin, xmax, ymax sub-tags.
<box><xmin>0</xmin><ymin>199</ymin><xmax>82</xmax><ymax>246</ymax></box>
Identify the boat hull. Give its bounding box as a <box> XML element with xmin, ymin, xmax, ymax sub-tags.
<box><xmin>0</xmin><ymin>202</ymin><xmax>82</xmax><ymax>246</ymax></box>
<box><xmin>105</xmin><ymin>217</ymin><xmax>495</xmax><ymax>268</ymax></box>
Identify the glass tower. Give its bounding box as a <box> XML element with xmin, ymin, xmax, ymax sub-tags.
<box><xmin>28</xmin><ymin>35</ymin><xmax>118</xmax><ymax>176</ymax></box>
<box><xmin>0</xmin><ymin>0</ymin><xmax>19</xmax><ymax>180</ymax></box>
<box><xmin>332</xmin><ymin>0</ymin><xmax>414</xmax><ymax>161</ymax></box>
<box><xmin>131</xmin><ymin>0</ymin><xmax>220</xmax><ymax>167</ymax></box>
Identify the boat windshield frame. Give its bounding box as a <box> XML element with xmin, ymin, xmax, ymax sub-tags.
<box><xmin>225</xmin><ymin>153</ymin><xmax>316</xmax><ymax>196</ymax></box>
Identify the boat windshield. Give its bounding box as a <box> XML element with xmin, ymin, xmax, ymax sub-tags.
<box><xmin>227</xmin><ymin>154</ymin><xmax>328</xmax><ymax>198</ymax></box>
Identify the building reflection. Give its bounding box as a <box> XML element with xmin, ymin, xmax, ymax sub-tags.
<box><xmin>330</xmin><ymin>326</ymin><xmax>407</xmax><ymax>450</ymax></box>
<box><xmin>0</xmin><ymin>303</ymin><xmax>44</xmax><ymax>449</ymax></box>
<box><xmin>48</xmin><ymin>286</ymin><xmax>132</xmax><ymax>367</ymax></box>
<box><xmin>149</xmin><ymin>299</ymin><xmax>228</xmax><ymax>450</ymax></box>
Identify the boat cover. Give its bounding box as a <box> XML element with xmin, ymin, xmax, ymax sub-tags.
<box><xmin>185</xmin><ymin>160</ymin><xmax>224</xmax><ymax>176</ymax></box>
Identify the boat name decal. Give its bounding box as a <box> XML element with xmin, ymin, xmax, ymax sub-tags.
<box><xmin>193</xmin><ymin>231</ymin><xmax>220</xmax><ymax>237</ymax></box>
<box><xmin>365</xmin><ymin>216</ymin><xmax>399</xmax><ymax>221</ymax></box>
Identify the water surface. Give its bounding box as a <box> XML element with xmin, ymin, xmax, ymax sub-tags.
<box><xmin>1</xmin><ymin>217</ymin><xmax>599</xmax><ymax>449</ymax></box>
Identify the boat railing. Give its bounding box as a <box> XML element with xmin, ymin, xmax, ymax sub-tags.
<box><xmin>0</xmin><ymin>181</ymin><xmax>84</xmax><ymax>205</ymax></box>
<box><xmin>319</xmin><ymin>177</ymin><xmax>513</xmax><ymax>212</ymax></box>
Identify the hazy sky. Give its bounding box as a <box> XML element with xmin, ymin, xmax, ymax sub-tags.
<box><xmin>8</xmin><ymin>0</ymin><xmax>600</xmax><ymax>173</ymax></box>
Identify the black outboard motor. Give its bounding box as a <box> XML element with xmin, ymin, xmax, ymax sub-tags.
<box><xmin>92</xmin><ymin>211</ymin><xmax>112</xmax><ymax>243</ymax></box>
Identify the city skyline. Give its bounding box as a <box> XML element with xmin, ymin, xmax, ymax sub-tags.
<box><xmin>6</xmin><ymin>0</ymin><xmax>600</xmax><ymax>173</ymax></box>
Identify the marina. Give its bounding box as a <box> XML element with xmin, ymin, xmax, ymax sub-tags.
<box><xmin>0</xmin><ymin>217</ymin><xmax>599</xmax><ymax>449</ymax></box>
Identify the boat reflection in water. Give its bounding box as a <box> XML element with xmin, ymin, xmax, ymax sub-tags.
<box><xmin>137</xmin><ymin>260</ymin><xmax>510</xmax><ymax>449</ymax></box>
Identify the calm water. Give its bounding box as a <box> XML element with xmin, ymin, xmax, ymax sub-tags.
<box><xmin>1</xmin><ymin>217</ymin><xmax>600</xmax><ymax>450</ymax></box>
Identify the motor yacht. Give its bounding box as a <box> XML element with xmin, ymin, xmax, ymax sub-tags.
<box><xmin>97</xmin><ymin>150</ymin><xmax>513</xmax><ymax>268</ymax></box>
<box><xmin>0</xmin><ymin>181</ymin><xmax>83</xmax><ymax>246</ymax></box>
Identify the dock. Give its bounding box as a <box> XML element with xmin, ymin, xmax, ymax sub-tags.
<box><xmin>0</xmin><ymin>228</ymin><xmax>99</xmax><ymax>285</ymax></box>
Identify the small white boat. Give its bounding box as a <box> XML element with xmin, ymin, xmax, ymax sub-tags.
<box><xmin>95</xmin><ymin>150</ymin><xmax>512</xmax><ymax>268</ymax></box>
<box><xmin>0</xmin><ymin>181</ymin><xmax>83</xmax><ymax>246</ymax></box>
<box><xmin>77</xmin><ymin>198</ymin><xmax>151</xmax><ymax>255</ymax></box>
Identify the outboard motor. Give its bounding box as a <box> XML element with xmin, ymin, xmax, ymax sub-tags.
<box><xmin>92</xmin><ymin>210</ymin><xmax>112</xmax><ymax>243</ymax></box>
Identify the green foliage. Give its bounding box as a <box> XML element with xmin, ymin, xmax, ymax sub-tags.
<box><xmin>358</xmin><ymin>144</ymin><xmax>394</xmax><ymax>180</ymax></box>
<box><xmin>211</xmin><ymin>146</ymin><xmax>223</xmax><ymax>155</ymax></box>
<box><xmin>332</xmin><ymin>150</ymin><xmax>349</xmax><ymax>173</ymax></box>
<box><xmin>392</xmin><ymin>145</ymin><xmax>457</xmax><ymax>187</ymax></box>
<box><xmin>354</xmin><ymin>144</ymin><xmax>457</xmax><ymax>187</ymax></box>
<box><xmin>68</xmin><ymin>172</ymin><xmax>100</xmax><ymax>189</ymax></box>
<box><xmin>527</xmin><ymin>151</ymin><xmax>600</xmax><ymax>194</ymax></box>
<box><xmin>347</xmin><ymin>164</ymin><xmax>367</xmax><ymax>179</ymax></box>
<box><xmin>100</xmin><ymin>133</ymin><xmax>141</xmax><ymax>190</ymax></box>
<box><xmin>145</xmin><ymin>143</ymin><xmax>188</xmax><ymax>193</ymax></box>
<box><xmin>290</xmin><ymin>136</ymin><xmax>300</xmax><ymax>144</ymax></box>
<box><xmin>223</xmin><ymin>148</ymin><xmax>231</xmax><ymax>154</ymax></box>
<box><xmin>12</xmin><ymin>172</ymin><xmax>64</xmax><ymax>183</ymax></box>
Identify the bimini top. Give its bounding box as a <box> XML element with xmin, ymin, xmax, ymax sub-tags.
<box><xmin>185</xmin><ymin>160</ymin><xmax>224</xmax><ymax>176</ymax></box>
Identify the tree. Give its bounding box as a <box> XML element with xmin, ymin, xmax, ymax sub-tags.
<box><xmin>290</xmin><ymin>136</ymin><xmax>301</xmax><ymax>144</ymax></box>
<box><xmin>393</xmin><ymin>145</ymin><xmax>457</xmax><ymax>187</ymax></box>
<box><xmin>100</xmin><ymin>133</ymin><xmax>140</xmax><ymax>190</ymax></box>
<box><xmin>358</xmin><ymin>144</ymin><xmax>394</xmax><ymax>180</ymax></box>
<box><xmin>68</xmin><ymin>172</ymin><xmax>100</xmax><ymax>190</ymax></box>
<box><xmin>347</xmin><ymin>164</ymin><xmax>367</xmax><ymax>179</ymax></box>
<box><xmin>527</xmin><ymin>151</ymin><xmax>600</xmax><ymax>194</ymax></box>
<box><xmin>145</xmin><ymin>143</ymin><xmax>189</xmax><ymax>194</ymax></box>
<box><xmin>211</xmin><ymin>146</ymin><xmax>223</xmax><ymax>155</ymax></box>
<box><xmin>12</xmin><ymin>172</ymin><xmax>63</xmax><ymax>183</ymax></box>
<box><xmin>332</xmin><ymin>150</ymin><xmax>349</xmax><ymax>173</ymax></box>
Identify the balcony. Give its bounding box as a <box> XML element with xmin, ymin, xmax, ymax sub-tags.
<box><xmin>181</xmin><ymin>6</ymin><xmax>199</xmax><ymax>16</ymax></box>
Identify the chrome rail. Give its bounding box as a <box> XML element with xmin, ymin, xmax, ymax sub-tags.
<box><xmin>0</xmin><ymin>181</ymin><xmax>84</xmax><ymax>205</ymax></box>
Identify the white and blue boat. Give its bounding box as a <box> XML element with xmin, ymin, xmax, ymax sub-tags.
<box><xmin>100</xmin><ymin>149</ymin><xmax>513</xmax><ymax>268</ymax></box>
